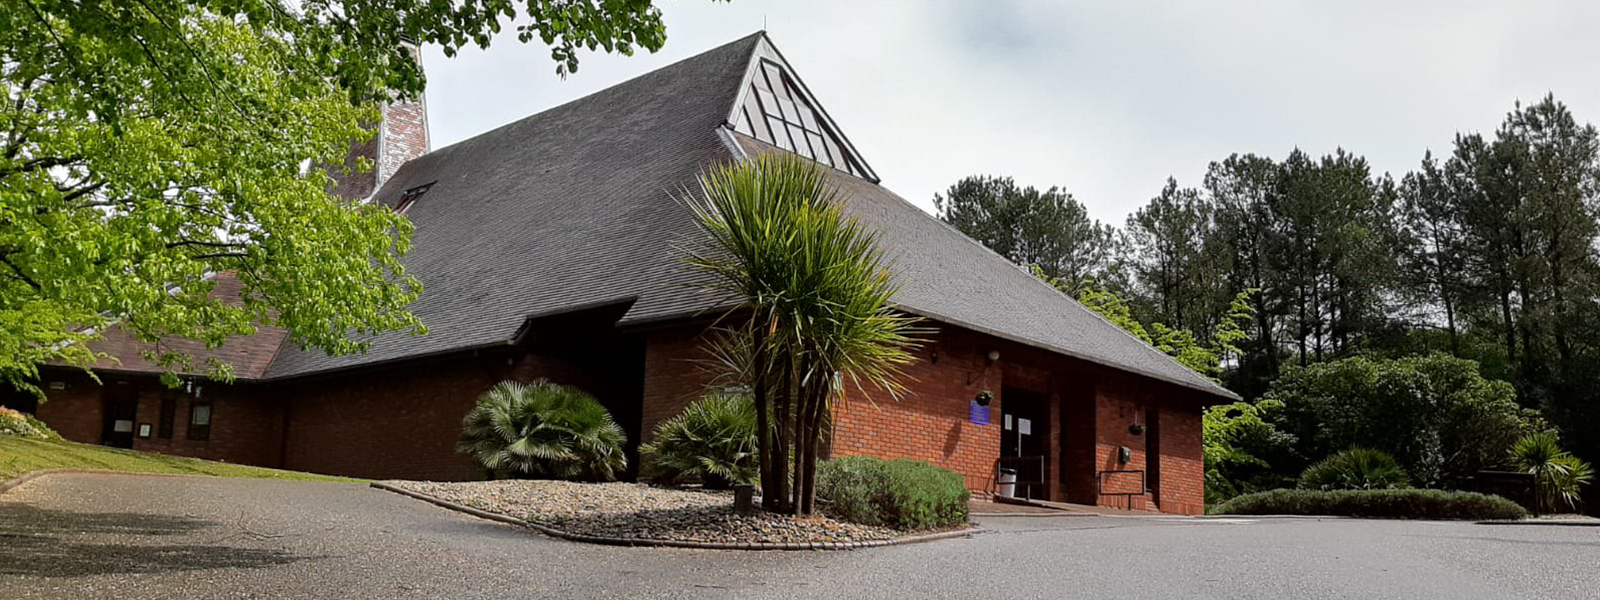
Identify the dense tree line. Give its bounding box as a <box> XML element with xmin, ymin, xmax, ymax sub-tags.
<box><xmin>936</xmin><ymin>94</ymin><xmax>1600</xmax><ymax>469</ymax></box>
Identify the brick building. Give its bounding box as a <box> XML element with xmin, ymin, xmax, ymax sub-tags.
<box><xmin>16</xmin><ymin>33</ymin><xmax>1236</xmax><ymax>514</ymax></box>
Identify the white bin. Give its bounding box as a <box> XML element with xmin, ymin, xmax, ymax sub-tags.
<box><xmin>997</xmin><ymin>468</ymin><xmax>1018</xmax><ymax>498</ymax></box>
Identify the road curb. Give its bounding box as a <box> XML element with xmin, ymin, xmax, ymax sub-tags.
<box><xmin>370</xmin><ymin>481</ymin><xmax>981</xmax><ymax>550</ymax></box>
<box><xmin>1477</xmin><ymin>519</ymin><xmax>1600</xmax><ymax>527</ymax></box>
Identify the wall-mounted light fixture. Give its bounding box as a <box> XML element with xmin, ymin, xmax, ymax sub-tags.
<box><xmin>986</xmin><ymin>350</ymin><xmax>1000</xmax><ymax>364</ymax></box>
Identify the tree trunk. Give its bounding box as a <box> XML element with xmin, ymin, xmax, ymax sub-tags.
<box><xmin>790</xmin><ymin>377</ymin><xmax>811</xmax><ymax>514</ymax></box>
<box><xmin>798</xmin><ymin>381</ymin><xmax>826</xmax><ymax>515</ymax></box>
<box><xmin>773</xmin><ymin>351</ymin><xmax>793</xmax><ymax>514</ymax></box>
<box><xmin>752</xmin><ymin>325</ymin><xmax>776</xmax><ymax>510</ymax></box>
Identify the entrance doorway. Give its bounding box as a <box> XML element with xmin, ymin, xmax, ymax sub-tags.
<box><xmin>999</xmin><ymin>386</ymin><xmax>1049</xmax><ymax>499</ymax></box>
<box><xmin>101</xmin><ymin>384</ymin><xmax>138</xmax><ymax>448</ymax></box>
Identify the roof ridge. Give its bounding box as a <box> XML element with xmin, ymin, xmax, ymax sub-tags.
<box><xmin>417</xmin><ymin>32</ymin><xmax>765</xmax><ymax>161</ymax></box>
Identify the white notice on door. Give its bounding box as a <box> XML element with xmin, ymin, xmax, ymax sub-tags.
<box><xmin>1018</xmin><ymin>418</ymin><xmax>1031</xmax><ymax>435</ymax></box>
<box><xmin>1003</xmin><ymin>414</ymin><xmax>1013</xmax><ymax>430</ymax></box>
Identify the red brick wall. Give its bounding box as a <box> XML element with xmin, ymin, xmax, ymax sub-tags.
<box><xmin>833</xmin><ymin>328</ymin><xmax>1003</xmax><ymax>494</ymax></box>
<box><xmin>639</xmin><ymin>326</ymin><xmax>720</xmax><ymax>443</ymax></box>
<box><xmin>277</xmin><ymin>353</ymin><xmax>516</xmax><ymax>480</ymax></box>
<box><xmin>1094</xmin><ymin>378</ymin><xmax>1154</xmax><ymax>510</ymax></box>
<box><xmin>33</xmin><ymin>372</ymin><xmax>105</xmax><ymax>444</ymax></box>
<box><xmin>329</xmin><ymin>60</ymin><xmax>428</xmax><ymax>203</ymax></box>
<box><xmin>34</xmin><ymin>371</ymin><xmax>285</xmax><ymax>468</ymax></box>
<box><xmin>1156</xmin><ymin>397</ymin><xmax>1205</xmax><ymax>515</ymax></box>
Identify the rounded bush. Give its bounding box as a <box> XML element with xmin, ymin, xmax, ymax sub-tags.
<box><xmin>640</xmin><ymin>393</ymin><xmax>757</xmax><ymax>488</ymax></box>
<box><xmin>1213</xmin><ymin>488</ymin><xmax>1526</xmax><ymax>521</ymax></box>
<box><xmin>458</xmin><ymin>380</ymin><xmax>626</xmax><ymax>481</ymax></box>
<box><xmin>1300</xmin><ymin>448</ymin><xmax>1411</xmax><ymax>491</ymax></box>
<box><xmin>0</xmin><ymin>407</ymin><xmax>59</xmax><ymax>440</ymax></box>
<box><xmin>815</xmin><ymin>455</ymin><xmax>969</xmax><ymax>530</ymax></box>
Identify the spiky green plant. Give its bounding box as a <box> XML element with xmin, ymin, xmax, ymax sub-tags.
<box><xmin>641</xmin><ymin>393</ymin><xmax>758</xmax><ymax>488</ymax></box>
<box><xmin>1511</xmin><ymin>431</ymin><xmax>1593</xmax><ymax>513</ymax></box>
<box><xmin>458</xmin><ymin>380</ymin><xmax>626</xmax><ymax>481</ymax></box>
<box><xmin>1299</xmin><ymin>448</ymin><xmax>1411</xmax><ymax>491</ymax></box>
<box><xmin>680</xmin><ymin>153</ymin><xmax>923</xmax><ymax>515</ymax></box>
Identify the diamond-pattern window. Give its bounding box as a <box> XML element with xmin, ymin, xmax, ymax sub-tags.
<box><xmin>734</xmin><ymin>60</ymin><xmax>867</xmax><ymax>178</ymax></box>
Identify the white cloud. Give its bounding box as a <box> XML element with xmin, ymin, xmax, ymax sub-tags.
<box><xmin>421</xmin><ymin>1</ymin><xmax>1600</xmax><ymax>225</ymax></box>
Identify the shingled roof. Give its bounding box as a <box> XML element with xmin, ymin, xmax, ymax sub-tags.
<box><xmin>78</xmin><ymin>32</ymin><xmax>1235</xmax><ymax>400</ymax></box>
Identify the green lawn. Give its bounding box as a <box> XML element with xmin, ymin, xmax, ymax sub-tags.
<box><xmin>0</xmin><ymin>435</ymin><xmax>361</xmax><ymax>482</ymax></box>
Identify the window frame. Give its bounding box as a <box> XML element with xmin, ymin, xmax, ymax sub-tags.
<box><xmin>157</xmin><ymin>391</ymin><xmax>177</xmax><ymax>440</ymax></box>
<box><xmin>187</xmin><ymin>400</ymin><xmax>212</xmax><ymax>442</ymax></box>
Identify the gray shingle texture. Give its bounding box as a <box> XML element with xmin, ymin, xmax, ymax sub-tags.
<box><xmin>263</xmin><ymin>32</ymin><xmax>1237</xmax><ymax>400</ymax></box>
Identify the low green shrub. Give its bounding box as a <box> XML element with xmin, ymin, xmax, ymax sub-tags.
<box><xmin>815</xmin><ymin>455</ymin><xmax>969</xmax><ymax>530</ymax></box>
<box><xmin>1299</xmin><ymin>448</ymin><xmax>1410</xmax><ymax>491</ymax></box>
<box><xmin>0</xmin><ymin>408</ymin><xmax>60</xmax><ymax>440</ymax></box>
<box><xmin>458</xmin><ymin>380</ymin><xmax>627</xmax><ymax>481</ymax></box>
<box><xmin>1213</xmin><ymin>488</ymin><xmax>1526</xmax><ymax>520</ymax></box>
<box><xmin>640</xmin><ymin>393</ymin><xmax>757</xmax><ymax>488</ymax></box>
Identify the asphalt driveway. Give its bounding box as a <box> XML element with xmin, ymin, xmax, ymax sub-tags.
<box><xmin>1</xmin><ymin>473</ymin><xmax>1596</xmax><ymax>599</ymax></box>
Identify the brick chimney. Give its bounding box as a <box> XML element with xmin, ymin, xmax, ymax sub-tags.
<box><xmin>329</xmin><ymin>47</ymin><xmax>430</xmax><ymax>201</ymax></box>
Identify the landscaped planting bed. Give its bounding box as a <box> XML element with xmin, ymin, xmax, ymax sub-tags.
<box><xmin>384</xmin><ymin>480</ymin><xmax>929</xmax><ymax>546</ymax></box>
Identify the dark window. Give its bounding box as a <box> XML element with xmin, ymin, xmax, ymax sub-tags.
<box><xmin>395</xmin><ymin>182</ymin><xmax>436</xmax><ymax>214</ymax></box>
<box><xmin>158</xmin><ymin>392</ymin><xmax>177</xmax><ymax>439</ymax></box>
<box><xmin>187</xmin><ymin>401</ymin><xmax>212</xmax><ymax>441</ymax></box>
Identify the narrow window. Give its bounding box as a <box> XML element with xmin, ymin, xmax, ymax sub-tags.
<box><xmin>187</xmin><ymin>401</ymin><xmax>212</xmax><ymax>441</ymax></box>
<box><xmin>157</xmin><ymin>392</ymin><xmax>177</xmax><ymax>439</ymax></box>
<box><xmin>395</xmin><ymin>182</ymin><xmax>436</xmax><ymax>214</ymax></box>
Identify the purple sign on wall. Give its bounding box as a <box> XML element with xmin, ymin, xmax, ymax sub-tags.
<box><xmin>969</xmin><ymin>401</ymin><xmax>990</xmax><ymax>425</ymax></box>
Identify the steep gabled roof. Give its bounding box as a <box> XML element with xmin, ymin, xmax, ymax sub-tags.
<box><xmin>261</xmin><ymin>33</ymin><xmax>762</xmax><ymax>378</ymax></box>
<box><xmin>80</xmin><ymin>31</ymin><xmax>1234</xmax><ymax>400</ymax></box>
<box><xmin>726</xmin><ymin>133</ymin><xmax>1237</xmax><ymax>399</ymax></box>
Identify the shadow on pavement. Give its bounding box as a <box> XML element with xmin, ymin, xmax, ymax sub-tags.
<box><xmin>0</xmin><ymin>503</ymin><xmax>305</xmax><ymax>577</ymax></box>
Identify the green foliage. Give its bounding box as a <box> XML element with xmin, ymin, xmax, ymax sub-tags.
<box><xmin>1264</xmin><ymin>353</ymin><xmax>1532</xmax><ymax>487</ymax></box>
<box><xmin>640</xmin><ymin>392</ymin><xmax>758</xmax><ymax>488</ymax></box>
<box><xmin>937</xmin><ymin>176</ymin><xmax>1121</xmax><ymax>290</ymax></box>
<box><xmin>458</xmin><ymin>380</ymin><xmax>626</xmax><ymax>481</ymax></box>
<box><xmin>1037</xmin><ymin>265</ymin><xmax>1256</xmax><ymax>383</ymax></box>
<box><xmin>1202</xmin><ymin>399</ymin><xmax>1295</xmax><ymax>503</ymax></box>
<box><xmin>683</xmin><ymin>153</ymin><xmax>922</xmax><ymax>515</ymax></box>
<box><xmin>1510</xmin><ymin>432</ymin><xmax>1594</xmax><ymax>513</ymax></box>
<box><xmin>1212</xmin><ymin>488</ymin><xmax>1527</xmax><ymax>520</ymax></box>
<box><xmin>2</xmin><ymin>0</ymin><xmax>696</xmax><ymax>392</ymax></box>
<box><xmin>0</xmin><ymin>407</ymin><xmax>59</xmax><ymax>440</ymax></box>
<box><xmin>814</xmin><ymin>456</ymin><xmax>970</xmax><ymax>530</ymax></box>
<box><xmin>1299</xmin><ymin>448</ymin><xmax>1411</xmax><ymax>491</ymax></box>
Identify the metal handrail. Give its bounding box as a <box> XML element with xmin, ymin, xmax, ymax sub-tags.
<box><xmin>1096</xmin><ymin>469</ymin><xmax>1146</xmax><ymax>497</ymax></box>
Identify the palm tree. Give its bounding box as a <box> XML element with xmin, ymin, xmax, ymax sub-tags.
<box><xmin>458</xmin><ymin>380</ymin><xmax>627</xmax><ymax>481</ymax></box>
<box><xmin>1299</xmin><ymin>448</ymin><xmax>1411</xmax><ymax>491</ymax></box>
<box><xmin>681</xmin><ymin>154</ymin><xmax>921</xmax><ymax>514</ymax></box>
<box><xmin>1510</xmin><ymin>431</ymin><xmax>1594</xmax><ymax>514</ymax></box>
<box><xmin>641</xmin><ymin>392</ymin><xmax>758</xmax><ymax>488</ymax></box>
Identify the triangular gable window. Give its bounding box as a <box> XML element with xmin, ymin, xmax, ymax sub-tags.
<box><xmin>733</xmin><ymin>59</ymin><xmax>870</xmax><ymax>179</ymax></box>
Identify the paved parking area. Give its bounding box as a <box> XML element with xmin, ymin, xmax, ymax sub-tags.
<box><xmin>1</xmin><ymin>473</ymin><xmax>1596</xmax><ymax>599</ymax></box>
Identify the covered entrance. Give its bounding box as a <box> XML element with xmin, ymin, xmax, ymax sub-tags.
<box><xmin>101</xmin><ymin>383</ymin><xmax>139</xmax><ymax>448</ymax></box>
<box><xmin>997</xmin><ymin>385</ymin><xmax>1049</xmax><ymax>499</ymax></box>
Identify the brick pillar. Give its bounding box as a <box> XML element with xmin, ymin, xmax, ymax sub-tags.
<box><xmin>328</xmin><ymin>46</ymin><xmax>430</xmax><ymax>201</ymax></box>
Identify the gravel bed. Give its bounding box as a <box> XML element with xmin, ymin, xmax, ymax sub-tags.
<box><xmin>384</xmin><ymin>480</ymin><xmax>907</xmax><ymax>544</ymax></box>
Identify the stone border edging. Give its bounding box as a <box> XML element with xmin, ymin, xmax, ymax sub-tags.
<box><xmin>370</xmin><ymin>481</ymin><xmax>980</xmax><ymax>550</ymax></box>
<box><xmin>972</xmin><ymin>511</ymin><xmax>1098</xmax><ymax>518</ymax></box>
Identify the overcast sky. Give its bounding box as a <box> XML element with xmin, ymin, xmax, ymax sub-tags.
<box><xmin>419</xmin><ymin>1</ymin><xmax>1600</xmax><ymax>225</ymax></box>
